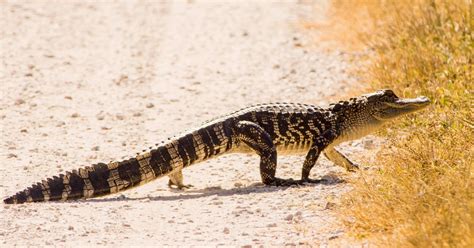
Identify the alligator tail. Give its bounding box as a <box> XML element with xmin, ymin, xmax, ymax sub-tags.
<box><xmin>4</xmin><ymin>150</ymin><xmax>173</xmax><ymax>204</ymax></box>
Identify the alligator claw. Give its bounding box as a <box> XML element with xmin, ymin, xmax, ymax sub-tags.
<box><xmin>347</xmin><ymin>162</ymin><xmax>360</xmax><ymax>172</ymax></box>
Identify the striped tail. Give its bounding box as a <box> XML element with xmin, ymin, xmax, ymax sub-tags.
<box><xmin>3</xmin><ymin>150</ymin><xmax>174</xmax><ymax>204</ymax></box>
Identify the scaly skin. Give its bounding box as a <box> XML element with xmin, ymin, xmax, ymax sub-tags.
<box><xmin>3</xmin><ymin>89</ymin><xmax>430</xmax><ymax>204</ymax></box>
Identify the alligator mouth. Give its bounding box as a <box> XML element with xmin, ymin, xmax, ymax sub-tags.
<box><xmin>386</xmin><ymin>96</ymin><xmax>431</xmax><ymax>109</ymax></box>
<box><xmin>375</xmin><ymin>96</ymin><xmax>430</xmax><ymax>121</ymax></box>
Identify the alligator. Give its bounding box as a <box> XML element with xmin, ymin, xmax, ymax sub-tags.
<box><xmin>3</xmin><ymin>89</ymin><xmax>430</xmax><ymax>204</ymax></box>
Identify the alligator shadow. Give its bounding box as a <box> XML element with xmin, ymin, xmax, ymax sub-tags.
<box><xmin>86</xmin><ymin>176</ymin><xmax>345</xmax><ymax>203</ymax></box>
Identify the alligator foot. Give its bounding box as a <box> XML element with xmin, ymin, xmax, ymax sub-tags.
<box><xmin>267</xmin><ymin>177</ymin><xmax>304</xmax><ymax>186</ymax></box>
<box><xmin>300</xmin><ymin>178</ymin><xmax>326</xmax><ymax>184</ymax></box>
<box><xmin>168</xmin><ymin>180</ymin><xmax>193</xmax><ymax>190</ymax></box>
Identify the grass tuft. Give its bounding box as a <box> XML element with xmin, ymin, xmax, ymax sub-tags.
<box><xmin>318</xmin><ymin>0</ymin><xmax>473</xmax><ymax>247</ymax></box>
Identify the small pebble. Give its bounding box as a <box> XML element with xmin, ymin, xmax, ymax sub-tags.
<box><xmin>7</xmin><ymin>153</ymin><xmax>17</xmax><ymax>158</ymax></box>
<box><xmin>71</xmin><ymin>113</ymin><xmax>79</xmax><ymax>118</ymax></box>
<box><xmin>15</xmin><ymin>99</ymin><xmax>25</xmax><ymax>105</ymax></box>
<box><xmin>223</xmin><ymin>227</ymin><xmax>230</xmax><ymax>234</ymax></box>
<box><xmin>91</xmin><ymin>146</ymin><xmax>100</xmax><ymax>151</ymax></box>
<box><xmin>285</xmin><ymin>214</ymin><xmax>294</xmax><ymax>221</ymax></box>
<box><xmin>146</xmin><ymin>103</ymin><xmax>154</xmax><ymax>108</ymax></box>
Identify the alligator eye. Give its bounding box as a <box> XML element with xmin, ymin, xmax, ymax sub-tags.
<box><xmin>386</xmin><ymin>89</ymin><xmax>397</xmax><ymax>96</ymax></box>
<box><xmin>383</xmin><ymin>89</ymin><xmax>398</xmax><ymax>99</ymax></box>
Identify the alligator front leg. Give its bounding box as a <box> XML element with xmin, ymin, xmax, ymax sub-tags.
<box><xmin>234</xmin><ymin>121</ymin><xmax>298</xmax><ymax>186</ymax></box>
<box><xmin>323</xmin><ymin>146</ymin><xmax>359</xmax><ymax>171</ymax></box>
<box><xmin>301</xmin><ymin>130</ymin><xmax>337</xmax><ymax>183</ymax></box>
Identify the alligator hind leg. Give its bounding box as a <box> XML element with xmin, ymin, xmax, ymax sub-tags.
<box><xmin>235</xmin><ymin>121</ymin><xmax>299</xmax><ymax>186</ymax></box>
<box><xmin>301</xmin><ymin>130</ymin><xmax>337</xmax><ymax>183</ymax></box>
<box><xmin>168</xmin><ymin>169</ymin><xmax>192</xmax><ymax>189</ymax></box>
<box><xmin>323</xmin><ymin>146</ymin><xmax>359</xmax><ymax>172</ymax></box>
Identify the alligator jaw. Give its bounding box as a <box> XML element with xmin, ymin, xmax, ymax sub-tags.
<box><xmin>387</xmin><ymin>96</ymin><xmax>431</xmax><ymax>109</ymax></box>
<box><xmin>376</xmin><ymin>96</ymin><xmax>430</xmax><ymax>121</ymax></box>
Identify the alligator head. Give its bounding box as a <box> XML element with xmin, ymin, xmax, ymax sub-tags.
<box><xmin>331</xmin><ymin>89</ymin><xmax>430</xmax><ymax>142</ymax></box>
<box><xmin>365</xmin><ymin>89</ymin><xmax>431</xmax><ymax>121</ymax></box>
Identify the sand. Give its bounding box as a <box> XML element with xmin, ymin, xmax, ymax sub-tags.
<box><xmin>1</xmin><ymin>1</ymin><xmax>380</xmax><ymax>246</ymax></box>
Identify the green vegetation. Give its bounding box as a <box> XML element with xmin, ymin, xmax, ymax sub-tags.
<box><xmin>326</xmin><ymin>0</ymin><xmax>473</xmax><ymax>246</ymax></box>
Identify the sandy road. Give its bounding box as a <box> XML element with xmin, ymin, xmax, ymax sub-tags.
<box><xmin>0</xmin><ymin>1</ymin><xmax>374</xmax><ymax>246</ymax></box>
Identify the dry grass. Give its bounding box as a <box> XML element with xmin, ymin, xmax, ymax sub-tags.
<box><xmin>312</xmin><ymin>0</ymin><xmax>473</xmax><ymax>247</ymax></box>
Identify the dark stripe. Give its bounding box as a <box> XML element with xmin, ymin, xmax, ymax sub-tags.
<box><xmin>250</xmin><ymin>111</ymin><xmax>258</xmax><ymax>123</ymax></box>
<box><xmin>182</xmin><ymin>134</ymin><xmax>198</xmax><ymax>165</ymax></box>
<box><xmin>262</xmin><ymin>117</ymin><xmax>276</xmax><ymax>139</ymax></box>
<box><xmin>4</xmin><ymin>196</ymin><xmax>14</xmax><ymax>204</ymax></box>
<box><xmin>311</xmin><ymin>112</ymin><xmax>327</xmax><ymax>134</ymax></box>
<box><xmin>223</xmin><ymin>119</ymin><xmax>234</xmax><ymax>151</ymax></box>
<box><xmin>15</xmin><ymin>191</ymin><xmax>27</xmax><ymax>203</ymax></box>
<box><xmin>198</xmin><ymin>129</ymin><xmax>214</xmax><ymax>159</ymax></box>
<box><xmin>48</xmin><ymin>176</ymin><xmax>65</xmax><ymax>201</ymax></box>
<box><xmin>255</xmin><ymin>112</ymin><xmax>264</xmax><ymax>127</ymax></box>
<box><xmin>88</xmin><ymin>163</ymin><xmax>111</xmax><ymax>196</ymax></box>
<box><xmin>157</xmin><ymin>146</ymin><xmax>171</xmax><ymax>165</ymax></box>
<box><xmin>68</xmin><ymin>172</ymin><xmax>85</xmax><ymax>199</ymax></box>
<box><xmin>149</xmin><ymin>148</ymin><xmax>164</xmax><ymax>176</ymax></box>
<box><xmin>307</xmin><ymin>120</ymin><xmax>321</xmax><ymax>138</ymax></box>
<box><xmin>156</xmin><ymin>146</ymin><xmax>174</xmax><ymax>174</ymax></box>
<box><xmin>117</xmin><ymin>158</ymin><xmax>142</xmax><ymax>187</ymax></box>
<box><xmin>175</xmin><ymin>142</ymin><xmax>189</xmax><ymax>167</ymax></box>
<box><xmin>207</xmin><ymin>126</ymin><xmax>220</xmax><ymax>150</ymax></box>
<box><xmin>28</xmin><ymin>184</ymin><xmax>44</xmax><ymax>202</ymax></box>
<box><xmin>278</xmin><ymin>113</ymin><xmax>296</xmax><ymax>143</ymax></box>
<box><xmin>289</xmin><ymin>115</ymin><xmax>303</xmax><ymax>143</ymax></box>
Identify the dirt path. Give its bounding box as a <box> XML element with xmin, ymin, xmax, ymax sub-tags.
<box><xmin>1</xmin><ymin>1</ymin><xmax>375</xmax><ymax>246</ymax></box>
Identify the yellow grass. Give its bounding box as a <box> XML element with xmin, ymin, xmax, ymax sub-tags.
<box><xmin>315</xmin><ymin>0</ymin><xmax>473</xmax><ymax>247</ymax></box>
